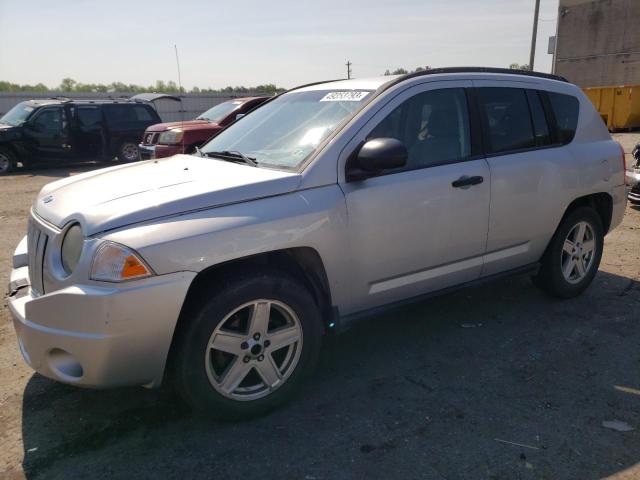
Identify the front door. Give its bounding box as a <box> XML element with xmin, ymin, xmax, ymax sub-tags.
<box><xmin>22</xmin><ymin>106</ymin><xmax>71</xmax><ymax>161</ymax></box>
<box><xmin>339</xmin><ymin>82</ymin><xmax>491</xmax><ymax>314</ymax></box>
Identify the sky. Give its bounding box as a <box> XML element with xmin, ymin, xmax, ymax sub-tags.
<box><xmin>0</xmin><ymin>0</ymin><xmax>559</xmax><ymax>90</ymax></box>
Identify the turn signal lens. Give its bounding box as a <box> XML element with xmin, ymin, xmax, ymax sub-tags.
<box><xmin>90</xmin><ymin>242</ymin><xmax>152</xmax><ymax>282</ymax></box>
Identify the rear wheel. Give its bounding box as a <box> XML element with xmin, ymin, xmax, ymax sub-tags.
<box><xmin>172</xmin><ymin>269</ymin><xmax>323</xmax><ymax>419</ymax></box>
<box><xmin>533</xmin><ymin>206</ymin><xmax>604</xmax><ymax>298</ymax></box>
<box><xmin>0</xmin><ymin>147</ymin><xmax>16</xmax><ymax>175</ymax></box>
<box><xmin>117</xmin><ymin>141</ymin><xmax>139</xmax><ymax>162</ymax></box>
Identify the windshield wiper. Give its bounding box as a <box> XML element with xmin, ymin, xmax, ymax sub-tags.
<box><xmin>204</xmin><ymin>150</ymin><xmax>258</xmax><ymax>167</ymax></box>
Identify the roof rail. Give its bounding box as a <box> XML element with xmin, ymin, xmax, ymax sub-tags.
<box><xmin>391</xmin><ymin>67</ymin><xmax>568</xmax><ymax>87</ymax></box>
<box><xmin>286</xmin><ymin>78</ymin><xmax>348</xmax><ymax>93</ymax></box>
<box><xmin>47</xmin><ymin>96</ymin><xmax>72</xmax><ymax>102</ymax></box>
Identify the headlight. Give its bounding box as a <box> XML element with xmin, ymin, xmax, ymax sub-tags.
<box><xmin>61</xmin><ymin>223</ymin><xmax>84</xmax><ymax>275</ymax></box>
<box><xmin>158</xmin><ymin>129</ymin><xmax>183</xmax><ymax>145</ymax></box>
<box><xmin>90</xmin><ymin>242</ymin><xmax>153</xmax><ymax>282</ymax></box>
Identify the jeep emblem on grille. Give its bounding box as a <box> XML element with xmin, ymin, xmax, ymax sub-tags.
<box><xmin>43</xmin><ymin>195</ymin><xmax>54</xmax><ymax>204</ymax></box>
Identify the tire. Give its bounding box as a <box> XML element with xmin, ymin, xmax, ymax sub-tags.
<box><xmin>172</xmin><ymin>268</ymin><xmax>323</xmax><ymax>419</ymax></box>
<box><xmin>117</xmin><ymin>141</ymin><xmax>139</xmax><ymax>162</ymax></box>
<box><xmin>0</xmin><ymin>147</ymin><xmax>16</xmax><ymax>175</ymax></box>
<box><xmin>532</xmin><ymin>206</ymin><xmax>604</xmax><ymax>298</ymax></box>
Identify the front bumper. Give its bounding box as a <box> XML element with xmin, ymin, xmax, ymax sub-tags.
<box><xmin>627</xmin><ymin>169</ymin><xmax>640</xmax><ymax>203</ymax></box>
<box><xmin>138</xmin><ymin>144</ymin><xmax>185</xmax><ymax>160</ymax></box>
<box><xmin>138</xmin><ymin>144</ymin><xmax>156</xmax><ymax>160</ymax></box>
<box><xmin>8</xmin><ymin>245</ymin><xmax>196</xmax><ymax>388</ymax></box>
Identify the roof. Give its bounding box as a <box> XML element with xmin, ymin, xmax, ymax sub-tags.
<box><xmin>291</xmin><ymin>67</ymin><xmax>568</xmax><ymax>94</ymax></box>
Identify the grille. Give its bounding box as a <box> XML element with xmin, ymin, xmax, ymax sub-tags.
<box><xmin>144</xmin><ymin>132</ymin><xmax>159</xmax><ymax>145</ymax></box>
<box><xmin>27</xmin><ymin>218</ymin><xmax>48</xmax><ymax>295</ymax></box>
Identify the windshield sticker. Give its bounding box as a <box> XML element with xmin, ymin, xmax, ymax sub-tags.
<box><xmin>320</xmin><ymin>91</ymin><xmax>369</xmax><ymax>102</ymax></box>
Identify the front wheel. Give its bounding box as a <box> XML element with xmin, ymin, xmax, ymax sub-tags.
<box><xmin>0</xmin><ymin>147</ymin><xmax>17</xmax><ymax>175</ymax></box>
<box><xmin>116</xmin><ymin>141</ymin><xmax>139</xmax><ymax>162</ymax></box>
<box><xmin>172</xmin><ymin>269</ymin><xmax>323</xmax><ymax>419</ymax></box>
<box><xmin>533</xmin><ymin>206</ymin><xmax>604</xmax><ymax>298</ymax></box>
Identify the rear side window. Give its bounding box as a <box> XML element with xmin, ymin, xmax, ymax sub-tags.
<box><xmin>547</xmin><ymin>92</ymin><xmax>579</xmax><ymax>144</ymax></box>
<box><xmin>476</xmin><ymin>88</ymin><xmax>535</xmax><ymax>154</ymax></box>
<box><xmin>77</xmin><ymin>107</ymin><xmax>102</xmax><ymax>128</ymax></box>
<box><xmin>104</xmin><ymin>104</ymin><xmax>157</xmax><ymax>125</ymax></box>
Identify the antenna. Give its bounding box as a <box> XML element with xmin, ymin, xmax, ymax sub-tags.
<box><xmin>174</xmin><ymin>44</ymin><xmax>186</xmax><ymax>154</ymax></box>
<box><xmin>345</xmin><ymin>60</ymin><xmax>352</xmax><ymax>79</ymax></box>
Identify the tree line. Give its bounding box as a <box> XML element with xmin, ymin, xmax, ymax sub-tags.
<box><xmin>0</xmin><ymin>78</ymin><xmax>285</xmax><ymax>94</ymax></box>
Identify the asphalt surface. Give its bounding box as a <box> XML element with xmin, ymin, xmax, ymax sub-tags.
<box><xmin>1</xmin><ymin>139</ymin><xmax>639</xmax><ymax>480</ymax></box>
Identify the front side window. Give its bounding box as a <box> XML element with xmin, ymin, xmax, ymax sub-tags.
<box><xmin>368</xmin><ymin>88</ymin><xmax>471</xmax><ymax>170</ymax></box>
<box><xmin>33</xmin><ymin>108</ymin><xmax>64</xmax><ymax>133</ymax></box>
<box><xmin>547</xmin><ymin>92</ymin><xmax>579</xmax><ymax>144</ymax></box>
<box><xmin>477</xmin><ymin>88</ymin><xmax>535</xmax><ymax>154</ymax></box>
<box><xmin>201</xmin><ymin>90</ymin><xmax>371</xmax><ymax>170</ymax></box>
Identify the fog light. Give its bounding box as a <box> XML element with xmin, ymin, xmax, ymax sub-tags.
<box><xmin>48</xmin><ymin>348</ymin><xmax>83</xmax><ymax>380</ymax></box>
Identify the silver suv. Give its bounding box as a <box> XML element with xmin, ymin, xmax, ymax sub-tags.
<box><xmin>8</xmin><ymin>68</ymin><xmax>627</xmax><ymax>418</ymax></box>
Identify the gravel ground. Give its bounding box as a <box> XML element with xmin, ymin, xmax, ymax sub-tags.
<box><xmin>1</xmin><ymin>136</ymin><xmax>639</xmax><ymax>480</ymax></box>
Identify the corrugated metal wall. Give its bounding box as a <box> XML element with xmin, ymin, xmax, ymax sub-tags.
<box><xmin>0</xmin><ymin>91</ymin><xmax>273</xmax><ymax>122</ymax></box>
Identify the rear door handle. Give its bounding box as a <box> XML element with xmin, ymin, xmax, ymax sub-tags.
<box><xmin>452</xmin><ymin>175</ymin><xmax>484</xmax><ymax>188</ymax></box>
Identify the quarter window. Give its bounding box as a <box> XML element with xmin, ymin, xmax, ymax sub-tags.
<box><xmin>368</xmin><ymin>88</ymin><xmax>471</xmax><ymax>170</ymax></box>
<box><xmin>547</xmin><ymin>92</ymin><xmax>579</xmax><ymax>144</ymax></box>
<box><xmin>477</xmin><ymin>88</ymin><xmax>536</xmax><ymax>154</ymax></box>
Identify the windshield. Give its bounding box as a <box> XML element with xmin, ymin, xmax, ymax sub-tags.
<box><xmin>0</xmin><ymin>102</ymin><xmax>36</xmax><ymax>126</ymax></box>
<box><xmin>200</xmin><ymin>89</ymin><xmax>372</xmax><ymax>170</ymax></box>
<box><xmin>196</xmin><ymin>101</ymin><xmax>242</xmax><ymax>122</ymax></box>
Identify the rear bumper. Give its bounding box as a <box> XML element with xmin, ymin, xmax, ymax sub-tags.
<box><xmin>8</xmin><ymin>256</ymin><xmax>195</xmax><ymax>388</ymax></box>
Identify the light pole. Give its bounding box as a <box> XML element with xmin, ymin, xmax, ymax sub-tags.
<box><xmin>529</xmin><ymin>0</ymin><xmax>541</xmax><ymax>70</ymax></box>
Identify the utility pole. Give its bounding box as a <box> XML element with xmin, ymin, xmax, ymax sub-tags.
<box><xmin>529</xmin><ymin>0</ymin><xmax>541</xmax><ymax>70</ymax></box>
<box><xmin>345</xmin><ymin>61</ymin><xmax>352</xmax><ymax>79</ymax></box>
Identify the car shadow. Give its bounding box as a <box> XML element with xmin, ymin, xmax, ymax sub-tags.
<box><xmin>19</xmin><ymin>269</ymin><xmax>640</xmax><ymax>479</ymax></box>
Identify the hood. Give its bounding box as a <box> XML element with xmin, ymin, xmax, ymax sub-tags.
<box><xmin>145</xmin><ymin>120</ymin><xmax>219</xmax><ymax>133</ymax></box>
<box><xmin>34</xmin><ymin>155</ymin><xmax>301</xmax><ymax>235</ymax></box>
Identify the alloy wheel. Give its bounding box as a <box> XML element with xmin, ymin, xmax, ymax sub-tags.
<box><xmin>560</xmin><ymin>220</ymin><xmax>596</xmax><ymax>284</ymax></box>
<box><xmin>121</xmin><ymin>143</ymin><xmax>139</xmax><ymax>161</ymax></box>
<box><xmin>204</xmin><ymin>299</ymin><xmax>303</xmax><ymax>401</ymax></box>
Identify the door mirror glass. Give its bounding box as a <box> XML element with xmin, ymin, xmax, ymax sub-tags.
<box><xmin>348</xmin><ymin>138</ymin><xmax>408</xmax><ymax>181</ymax></box>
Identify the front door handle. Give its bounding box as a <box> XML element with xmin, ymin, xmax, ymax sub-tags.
<box><xmin>452</xmin><ymin>175</ymin><xmax>484</xmax><ymax>188</ymax></box>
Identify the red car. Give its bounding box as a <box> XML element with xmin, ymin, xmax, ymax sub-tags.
<box><xmin>138</xmin><ymin>96</ymin><xmax>269</xmax><ymax>159</ymax></box>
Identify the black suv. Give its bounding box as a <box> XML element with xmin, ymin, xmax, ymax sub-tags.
<box><xmin>0</xmin><ymin>97</ymin><xmax>162</xmax><ymax>174</ymax></box>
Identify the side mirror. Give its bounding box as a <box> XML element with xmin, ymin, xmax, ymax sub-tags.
<box><xmin>346</xmin><ymin>138</ymin><xmax>408</xmax><ymax>182</ymax></box>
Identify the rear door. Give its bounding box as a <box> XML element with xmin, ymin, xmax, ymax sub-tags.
<box><xmin>339</xmin><ymin>81</ymin><xmax>491</xmax><ymax>313</ymax></box>
<box><xmin>473</xmin><ymin>82</ymin><xmax>576</xmax><ymax>276</ymax></box>
<box><xmin>74</xmin><ymin>105</ymin><xmax>105</xmax><ymax>159</ymax></box>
